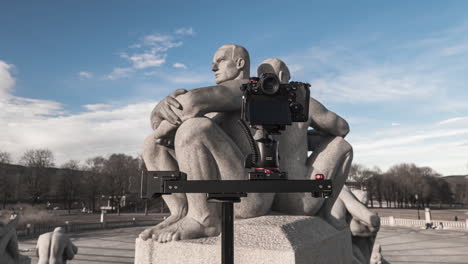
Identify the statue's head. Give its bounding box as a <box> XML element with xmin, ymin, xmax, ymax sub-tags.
<box><xmin>54</xmin><ymin>227</ymin><xmax>65</xmax><ymax>233</ymax></box>
<box><xmin>211</xmin><ymin>44</ymin><xmax>250</xmax><ymax>84</ymax></box>
<box><xmin>257</xmin><ymin>58</ymin><xmax>290</xmax><ymax>84</ymax></box>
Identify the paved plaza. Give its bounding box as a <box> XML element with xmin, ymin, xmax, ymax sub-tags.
<box><xmin>18</xmin><ymin>225</ymin><xmax>468</xmax><ymax>264</ymax></box>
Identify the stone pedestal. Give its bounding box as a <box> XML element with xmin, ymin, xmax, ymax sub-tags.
<box><xmin>135</xmin><ymin>215</ymin><xmax>352</xmax><ymax>264</ymax></box>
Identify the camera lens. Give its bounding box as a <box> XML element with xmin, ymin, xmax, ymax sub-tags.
<box><xmin>261</xmin><ymin>76</ymin><xmax>279</xmax><ymax>95</ymax></box>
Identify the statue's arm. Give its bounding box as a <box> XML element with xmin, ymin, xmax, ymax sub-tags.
<box><xmin>151</xmin><ymin>80</ymin><xmax>245</xmax><ymax>140</ymax></box>
<box><xmin>308</xmin><ymin>97</ymin><xmax>349</xmax><ymax>137</ymax></box>
<box><xmin>174</xmin><ymin>79</ymin><xmax>245</xmax><ymax>121</ymax></box>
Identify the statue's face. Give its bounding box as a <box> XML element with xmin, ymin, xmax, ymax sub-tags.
<box><xmin>211</xmin><ymin>47</ymin><xmax>241</xmax><ymax>84</ymax></box>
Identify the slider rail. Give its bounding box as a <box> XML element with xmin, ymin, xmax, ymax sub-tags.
<box><xmin>161</xmin><ymin>179</ymin><xmax>332</xmax><ymax>194</ymax></box>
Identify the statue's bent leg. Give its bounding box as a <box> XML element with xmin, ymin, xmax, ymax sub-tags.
<box><xmin>155</xmin><ymin>117</ymin><xmax>274</xmax><ymax>242</ymax></box>
<box><xmin>308</xmin><ymin>136</ymin><xmax>353</xmax><ymax>221</ymax></box>
<box><xmin>274</xmin><ymin>136</ymin><xmax>352</xmax><ymax>217</ymax></box>
<box><xmin>140</xmin><ymin>134</ymin><xmax>188</xmax><ymax>240</ymax></box>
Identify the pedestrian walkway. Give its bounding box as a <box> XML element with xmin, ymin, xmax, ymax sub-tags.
<box><xmin>19</xmin><ymin>226</ymin><xmax>146</xmax><ymax>264</ymax></box>
<box><xmin>18</xmin><ymin>226</ymin><xmax>468</xmax><ymax>264</ymax></box>
<box><xmin>377</xmin><ymin>226</ymin><xmax>468</xmax><ymax>264</ymax></box>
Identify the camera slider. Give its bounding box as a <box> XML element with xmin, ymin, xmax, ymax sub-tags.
<box><xmin>141</xmin><ymin>171</ymin><xmax>332</xmax><ymax>199</ymax></box>
<box><xmin>141</xmin><ymin>170</ymin><xmax>332</xmax><ymax>264</ymax></box>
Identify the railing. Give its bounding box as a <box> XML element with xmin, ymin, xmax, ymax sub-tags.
<box><xmin>380</xmin><ymin>216</ymin><xmax>468</xmax><ymax>230</ymax></box>
<box><xmin>16</xmin><ymin>218</ymin><xmax>164</xmax><ymax>238</ymax></box>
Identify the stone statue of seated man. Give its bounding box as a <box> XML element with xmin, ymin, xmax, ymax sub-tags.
<box><xmin>140</xmin><ymin>43</ymin><xmax>357</xmax><ymax>244</ymax></box>
<box><xmin>0</xmin><ymin>214</ymin><xmax>30</xmax><ymax>264</ymax></box>
<box><xmin>259</xmin><ymin>58</ymin><xmax>382</xmax><ymax>263</ymax></box>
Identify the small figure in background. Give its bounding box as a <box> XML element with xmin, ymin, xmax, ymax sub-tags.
<box><xmin>436</xmin><ymin>222</ymin><xmax>444</xmax><ymax>230</ymax></box>
<box><xmin>36</xmin><ymin>227</ymin><xmax>78</xmax><ymax>264</ymax></box>
<box><xmin>454</xmin><ymin>216</ymin><xmax>458</xmax><ymax>221</ymax></box>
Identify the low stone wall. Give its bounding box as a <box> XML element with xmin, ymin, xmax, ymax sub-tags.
<box><xmin>381</xmin><ymin>216</ymin><xmax>468</xmax><ymax>230</ymax></box>
<box><xmin>16</xmin><ymin>218</ymin><xmax>160</xmax><ymax>238</ymax></box>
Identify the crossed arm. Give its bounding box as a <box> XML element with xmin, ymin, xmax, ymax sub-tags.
<box><xmin>150</xmin><ymin>79</ymin><xmax>246</xmax><ymax>139</ymax></box>
<box><xmin>151</xmin><ymin>81</ymin><xmax>349</xmax><ymax>144</ymax></box>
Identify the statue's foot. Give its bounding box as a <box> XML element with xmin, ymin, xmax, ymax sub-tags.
<box><xmin>156</xmin><ymin>216</ymin><xmax>220</xmax><ymax>243</ymax></box>
<box><xmin>139</xmin><ymin>214</ymin><xmax>184</xmax><ymax>240</ymax></box>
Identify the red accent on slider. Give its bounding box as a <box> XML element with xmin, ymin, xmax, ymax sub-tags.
<box><xmin>315</xmin><ymin>174</ymin><xmax>325</xmax><ymax>180</ymax></box>
<box><xmin>255</xmin><ymin>168</ymin><xmax>279</xmax><ymax>173</ymax></box>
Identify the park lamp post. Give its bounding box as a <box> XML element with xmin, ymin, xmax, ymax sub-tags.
<box><xmin>415</xmin><ymin>194</ymin><xmax>420</xmax><ymax>220</ymax></box>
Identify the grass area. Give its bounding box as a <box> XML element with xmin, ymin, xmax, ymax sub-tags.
<box><xmin>370</xmin><ymin>207</ymin><xmax>468</xmax><ymax>221</ymax></box>
<box><xmin>0</xmin><ymin>204</ymin><xmax>167</xmax><ymax>227</ymax></box>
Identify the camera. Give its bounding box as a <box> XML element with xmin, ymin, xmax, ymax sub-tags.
<box><xmin>241</xmin><ymin>73</ymin><xmax>310</xmax><ymax>129</ymax></box>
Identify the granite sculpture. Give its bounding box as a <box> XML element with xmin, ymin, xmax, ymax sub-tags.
<box><xmin>139</xmin><ymin>44</ymin><xmax>381</xmax><ymax>263</ymax></box>
<box><xmin>36</xmin><ymin>227</ymin><xmax>78</xmax><ymax>264</ymax></box>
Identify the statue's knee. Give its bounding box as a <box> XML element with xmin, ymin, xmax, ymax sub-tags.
<box><xmin>175</xmin><ymin>117</ymin><xmax>215</xmax><ymax>147</ymax></box>
<box><xmin>330</xmin><ymin>137</ymin><xmax>353</xmax><ymax>157</ymax></box>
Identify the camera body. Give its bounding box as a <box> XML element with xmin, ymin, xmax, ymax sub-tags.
<box><xmin>241</xmin><ymin>73</ymin><xmax>310</xmax><ymax>129</ymax></box>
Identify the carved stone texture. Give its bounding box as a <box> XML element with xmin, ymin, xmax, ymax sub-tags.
<box><xmin>135</xmin><ymin>215</ymin><xmax>352</xmax><ymax>264</ymax></box>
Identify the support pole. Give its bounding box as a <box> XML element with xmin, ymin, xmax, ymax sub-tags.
<box><xmin>222</xmin><ymin>202</ymin><xmax>234</xmax><ymax>264</ymax></box>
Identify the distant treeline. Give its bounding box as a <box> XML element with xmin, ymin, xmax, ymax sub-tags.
<box><xmin>1</xmin><ymin>149</ymin><xmax>467</xmax><ymax>212</ymax></box>
<box><xmin>0</xmin><ymin>149</ymin><xmax>143</xmax><ymax>213</ymax></box>
<box><xmin>349</xmin><ymin>163</ymin><xmax>468</xmax><ymax>208</ymax></box>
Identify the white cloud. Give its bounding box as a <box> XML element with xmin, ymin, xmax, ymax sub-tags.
<box><xmin>438</xmin><ymin>117</ymin><xmax>468</xmax><ymax>125</ymax></box>
<box><xmin>173</xmin><ymin>63</ymin><xmax>187</xmax><ymax>69</ymax></box>
<box><xmin>0</xmin><ymin>62</ymin><xmax>156</xmax><ymax>164</ymax></box>
<box><xmin>144</xmin><ymin>71</ymin><xmax>212</xmax><ymax>85</ymax></box>
<box><xmin>349</xmin><ymin>119</ymin><xmax>468</xmax><ymax>175</ymax></box>
<box><xmin>105</xmin><ymin>30</ymin><xmax>191</xmax><ymax>79</ymax></box>
<box><xmin>310</xmin><ymin>68</ymin><xmax>439</xmax><ymax>103</ymax></box>
<box><xmin>1</xmin><ymin>99</ymin><xmax>155</xmax><ymax>165</ymax></box>
<box><xmin>104</xmin><ymin>67</ymin><xmax>134</xmax><ymax>80</ymax></box>
<box><xmin>83</xmin><ymin>104</ymin><xmax>112</xmax><ymax>111</ymax></box>
<box><xmin>78</xmin><ymin>71</ymin><xmax>93</xmax><ymax>79</ymax></box>
<box><xmin>175</xmin><ymin>27</ymin><xmax>195</xmax><ymax>36</ymax></box>
<box><xmin>123</xmin><ymin>52</ymin><xmax>166</xmax><ymax>69</ymax></box>
<box><xmin>284</xmin><ymin>46</ymin><xmax>442</xmax><ymax>103</ymax></box>
<box><xmin>441</xmin><ymin>44</ymin><xmax>468</xmax><ymax>56</ymax></box>
<box><xmin>391</xmin><ymin>123</ymin><xmax>400</xmax><ymax>126</ymax></box>
<box><xmin>0</xmin><ymin>61</ymin><xmax>15</xmax><ymax>95</ymax></box>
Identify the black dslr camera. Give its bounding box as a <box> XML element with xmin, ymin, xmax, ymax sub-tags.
<box><xmin>239</xmin><ymin>73</ymin><xmax>311</xmax><ymax>180</ymax></box>
<box><xmin>241</xmin><ymin>73</ymin><xmax>310</xmax><ymax>131</ymax></box>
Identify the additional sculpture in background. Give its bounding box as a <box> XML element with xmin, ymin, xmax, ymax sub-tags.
<box><xmin>0</xmin><ymin>214</ymin><xmax>30</xmax><ymax>264</ymax></box>
<box><xmin>36</xmin><ymin>227</ymin><xmax>78</xmax><ymax>264</ymax></box>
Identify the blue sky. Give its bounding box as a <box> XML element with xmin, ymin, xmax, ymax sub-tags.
<box><xmin>1</xmin><ymin>1</ymin><xmax>468</xmax><ymax>175</ymax></box>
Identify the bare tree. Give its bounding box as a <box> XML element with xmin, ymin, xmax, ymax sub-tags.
<box><xmin>102</xmin><ymin>154</ymin><xmax>139</xmax><ymax>215</ymax></box>
<box><xmin>59</xmin><ymin>160</ymin><xmax>82</xmax><ymax>214</ymax></box>
<box><xmin>19</xmin><ymin>149</ymin><xmax>55</xmax><ymax>204</ymax></box>
<box><xmin>83</xmin><ymin>156</ymin><xmax>106</xmax><ymax>212</ymax></box>
<box><xmin>0</xmin><ymin>151</ymin><xmax>12</xmax><ymax>163</ymax></box>
<box><xmin>348</xmin><ymin>163</ymin><xmax>375</xmax><ymax>189</ymax></box>
<box><xmin>0</xmin><ymin>151</ymin><xmax>13</xmax><ymax>209</ymax></box>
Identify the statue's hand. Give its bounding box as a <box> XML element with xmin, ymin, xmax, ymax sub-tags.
<box><xmin>151</xmin><ymin>89</ymin><xmax>188</xmax><ymax>130</ymax></box>
<box><xmin>350</xmin><ymin>214</ymin><xmax>380</xmax><ymax>237</ymax></box>
<box><xmin>153</xmin><ymin>121</ymin><xmax>178</xmax><ymax>148</ymax></box>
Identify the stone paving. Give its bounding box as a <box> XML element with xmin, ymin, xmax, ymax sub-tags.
<box><xmin>18</xmin><ymin>226</ymin><xmax>468</xmax><ymax>264</ymax></box>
